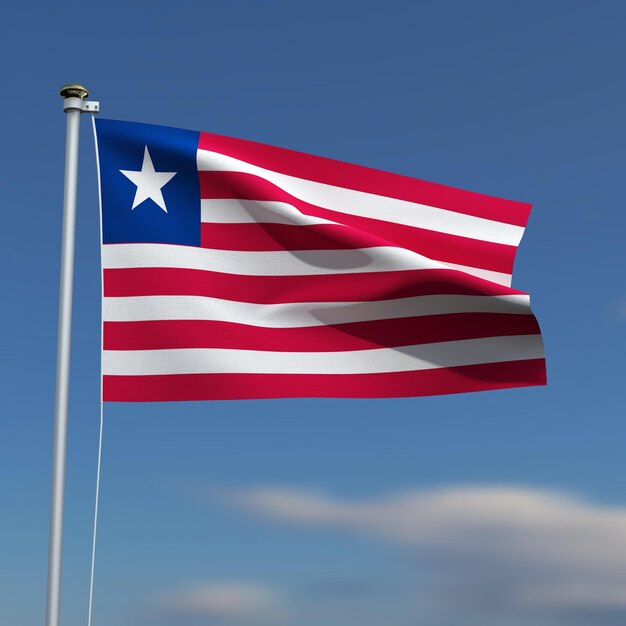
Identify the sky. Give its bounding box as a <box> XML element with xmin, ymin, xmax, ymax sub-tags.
<box><xmin>1</xmin><ymin>1</ymin><xmax>625</xmax><ymax>625</ymax></box>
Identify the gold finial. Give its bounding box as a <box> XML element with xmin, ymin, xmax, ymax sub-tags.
<box><xmin>59</xmin><ymin>84</ymin><xmax>89</xmax><ymax>99</ymax></box>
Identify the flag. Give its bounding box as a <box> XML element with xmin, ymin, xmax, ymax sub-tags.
<box><xmin>94</xmin><ymin>118</ymin><xmax>546</xmax><ymax>401</ymax></box>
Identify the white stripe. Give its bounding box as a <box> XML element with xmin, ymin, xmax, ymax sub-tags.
<box><xmin>103</xmin><ymin>243</ymin><xmax>439</xmax><ymax>275</ymax></box>
<box><xmin>201</xmin><ymin>199</ymin><xmax>333</xmax><ymax>226</ymax></box>
<box><xmin>439</xmin><ymin>261</ymin><xmax>511</xmax><ymax>287</ymax></box>
<box><xmin>101</xmin><ymin>243</ymin><xmax>510</xmax><ymax>286</ymax></box>
<box><xmin>197</xmin><ymin>149</ymin><xmax>525</xmax><ymax>247</ymax></box>
<box><xmin>103</xmin><ymin>294</ymin><xmax>532</xmax><ymax>327</ymax></box>
<box><xmin>103</xmin><ymin>334</ymin><xmax>544</xmax><ymax>376</ymax></box>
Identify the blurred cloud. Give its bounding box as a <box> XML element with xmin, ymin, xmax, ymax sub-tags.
<box><xmin>155</xmin><ymin>581</ymin><xmax>288</xmax><ymax>624</ymax></box>
<box><xmin>218</xmin><ymin>485</ymin><xmax>626</xmax><ymax>619</ymax></box>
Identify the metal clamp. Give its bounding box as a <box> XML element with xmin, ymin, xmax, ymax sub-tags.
<box><xmin>62</xmin><ymin>96</ymin><xmax>100</xmax><ymax>113</ymax></box>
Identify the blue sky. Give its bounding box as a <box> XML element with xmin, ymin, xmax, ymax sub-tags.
<box><xmin>1</xmin><ymin>2</ymin><xmax>625</xmax><ymax>625</ymax></box>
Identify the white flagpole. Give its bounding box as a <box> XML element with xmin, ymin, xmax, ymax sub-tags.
<box><xmin>46</xmin><ymin>85</ymin><xmax>99</xmax><ymax>626</ymax></box>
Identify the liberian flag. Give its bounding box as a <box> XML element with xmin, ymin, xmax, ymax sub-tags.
<box><xmin>94</xmin><ymin>118</ymin><xmax>546</xmax><ymax>401</ymax></box>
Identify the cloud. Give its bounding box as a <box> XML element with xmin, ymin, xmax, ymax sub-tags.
<box><xmin>219</xmin><ymin>485</ymin><xmax>626</xmax><ymax>617</ymax></box>
<box><xmin>157</xmin><ymin>581</ymin><xmax>288</xmax><ymax>624</ymax></box>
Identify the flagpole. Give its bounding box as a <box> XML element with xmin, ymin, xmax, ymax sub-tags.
<box><xmin>46</xmin><ymin>85</ymin><xmax>99</xmax><ymax>626</ymax></box>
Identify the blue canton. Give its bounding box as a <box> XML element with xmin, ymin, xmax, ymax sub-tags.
<box><xmin>96</xmin><ymin>119</ymin><xmax>200</xmax><ymax>246</ymax></box>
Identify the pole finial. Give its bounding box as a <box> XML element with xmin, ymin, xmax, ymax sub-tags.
<box><xmin>59</xmin><ymin>84</ymin><xmax>89</xmax><ymax>99</ymax></box>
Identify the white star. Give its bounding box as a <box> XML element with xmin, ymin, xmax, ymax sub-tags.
<box><xmin>120</xmin><ymin>146</ymin><xmax>177</xmax><ymax>213</ymax></box>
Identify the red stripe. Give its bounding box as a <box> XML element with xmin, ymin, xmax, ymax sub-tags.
<box><xmin>104</xmin><ymin>267</ymin><xmax>525</xmax><ymax>303</ymax></box>
<box><xmin>199</xmin><ymin>172</ymin><xmax>515</xmax><ymax>274</ymax></box>
<box><xmin>201</xmin><ymin>222</ymin><xmax>363</xmax><ymax>251</ymax></box>
<box><xmin>104</xmin><ymin>313</ymin><xmax>541</xmax><ymax>352</ymax></box>
<box><xmin>198</xmin><ymin>132</ymin><xmax>531</xmax><ymax>227</ymax></box>
<box><xmin>103</xmin><ymin>358</ymin><xmax>547</xmax><ymax>401</ymax></box>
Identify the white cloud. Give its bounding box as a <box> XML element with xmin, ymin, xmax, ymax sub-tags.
<box><xmin>219</xmin><ymin>486</ymin><xmax>626</xmax><ymax>613</ymax></box>
<box><xmin>158</xmin><ymin>581</ymin><xmax>288</xmax><ymax>623</ymax></box>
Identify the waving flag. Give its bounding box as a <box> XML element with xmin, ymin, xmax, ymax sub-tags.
<box><xmin>94</xmin><ymin>118</ymin><xmax>545</xmax><ymax>401</ymax></box>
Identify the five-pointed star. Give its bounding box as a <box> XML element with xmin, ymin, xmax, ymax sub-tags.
<box><xmin>119</xmin><ymin>146</ymin><xmax>177</xmax><ymax>212</ymax></box>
